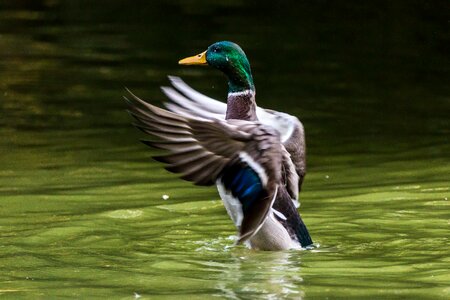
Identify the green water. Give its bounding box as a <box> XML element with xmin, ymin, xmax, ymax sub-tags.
<box><xmin>1</xmin><ymin>1</ymin><xmax>449</xmax><ymax>299</ymax></box>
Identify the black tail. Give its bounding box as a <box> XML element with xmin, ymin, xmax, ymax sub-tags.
<box><xmin>272</xmin><ymin>187</ymin><xmax>313</xmax><ymax>248</ymax></box>
<box><xmin>295</xmin><ymin>212</ymin><xmax>313</xmax><ymax>247</ymax></box>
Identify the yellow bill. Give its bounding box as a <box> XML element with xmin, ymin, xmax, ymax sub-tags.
<box><xmin>178</xmin><ymin>50</ymin><xmax>207</xmax><ymax>65</ymax></box>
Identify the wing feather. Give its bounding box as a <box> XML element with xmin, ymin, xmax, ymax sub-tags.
<box><xmin>127</xmin><ymin>91</ymin><xmax>252</xmax><ymax>186</ymax></box>
<box><xmin>168</xmin><ymin>76</ymin><xmax>226</xmax><ymax>114</ymax></box>
<box><xmin>161</xmin><ymin>87</ymin><xmax>222</xmax><ymax>120</ymax></box>
<box><xmin>154</xmin><ymin>148</ymin><xmax>210</xmax><ymax>165</ymax></box>
<box><xmin>141</xmin><ymin>140</ymin><xmax>202</xmax><ymax>153</ymax></box>
<box><xmin>133</xmin><ymin>122</ymin><xmax>191</xmax><ymax>138</ymax></box>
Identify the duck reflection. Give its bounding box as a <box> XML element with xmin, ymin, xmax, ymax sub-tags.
<box><xmin>214</xmin><ymin>250</ymin><xmax>305</xmax><ymax>299</ymax></box>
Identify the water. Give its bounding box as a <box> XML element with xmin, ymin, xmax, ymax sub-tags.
<box><xmin>1</xmin><ymin>1</ymin><xmax>449</xmax><ymax>298</ymax></box>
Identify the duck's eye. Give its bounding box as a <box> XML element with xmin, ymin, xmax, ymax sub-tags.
<box><xmin>213</xmin><ymin>47</ymin><xmax>221</xmax><ymax>53</ymax></box>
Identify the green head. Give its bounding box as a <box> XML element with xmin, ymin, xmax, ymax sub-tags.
<box><xmin>179</xmin><ymin>41</ymin><xmax>255</xmax><ymax>93</ymax></box>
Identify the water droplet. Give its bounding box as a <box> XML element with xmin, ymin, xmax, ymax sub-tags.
<box><xmin>162</xmin><ymin>194</ymin><xmax>169</xmax><ymax>200</ymax></box>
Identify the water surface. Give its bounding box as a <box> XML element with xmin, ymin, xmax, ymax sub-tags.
<box><xmin>0</xmin><ymin>1</ymin><xmax>449</xmax><ymax>299</ymax></box>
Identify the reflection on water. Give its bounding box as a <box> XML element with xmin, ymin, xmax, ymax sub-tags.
<box><xmin>214</xmin><ymin>252</ymin><xmax>305</xmax><ymax>299</ymax></box>
<box><xmin>0</xmin><ymin>0</ymin><xmax>449</xmax><ymax>299</ymax></box>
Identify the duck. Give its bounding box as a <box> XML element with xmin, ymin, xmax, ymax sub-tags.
<box><xmin>126</xmin><ymin>41</ymin><xmax>313</xmax><ymax>250</ymax></box>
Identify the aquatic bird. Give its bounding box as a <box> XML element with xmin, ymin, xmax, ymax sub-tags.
<box><xmin>126</xmin><ymin>41</ymin><xmax>313</xmax><ymax>250</ymax></box>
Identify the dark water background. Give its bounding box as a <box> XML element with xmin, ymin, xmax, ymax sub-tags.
<box><xmin>0</xmin><ymin>0</ymin><xmax>449</xmax><ymax>298</ymax></box>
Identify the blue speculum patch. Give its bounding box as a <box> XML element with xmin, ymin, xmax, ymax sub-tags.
<box><xmin>221</xmin><ymin>164</ymin><xmax>263</xmax><ymax>211</ymax></box>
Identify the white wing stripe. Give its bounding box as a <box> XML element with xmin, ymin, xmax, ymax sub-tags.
<box><xmin>272</xmin><ymin>208</ymin><xmax>287</xmax><ymax>220</ymax></box>
<box><xmin>217</xmin><ymin>181</ymin><xmax>243</xmax><ymax>227</ymax></box>
<box><xmin>238</xmin><ymin>152</ymin><xmax>268</xmax><ymax>186</ymax></box>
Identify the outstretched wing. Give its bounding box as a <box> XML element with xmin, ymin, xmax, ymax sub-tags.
<box><xmin>126</xmin><ymin>90</ymin><xmax>250</xmax><ymax>186</ymax></box>
<box><xmin>162</xmin><ymin>76</ymin><xmax>306</xmax><ymax>201</ymax></box>
<box><xmin>126</xmin><ymin>90</ymin><xmax>281</xmax><ymax>243</ymax></box>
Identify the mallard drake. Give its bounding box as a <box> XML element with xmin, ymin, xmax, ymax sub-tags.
<box><xmin>126</xmin><ymin>41</ymin><xmax>313</xmax><ymax>250</ymax></box>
